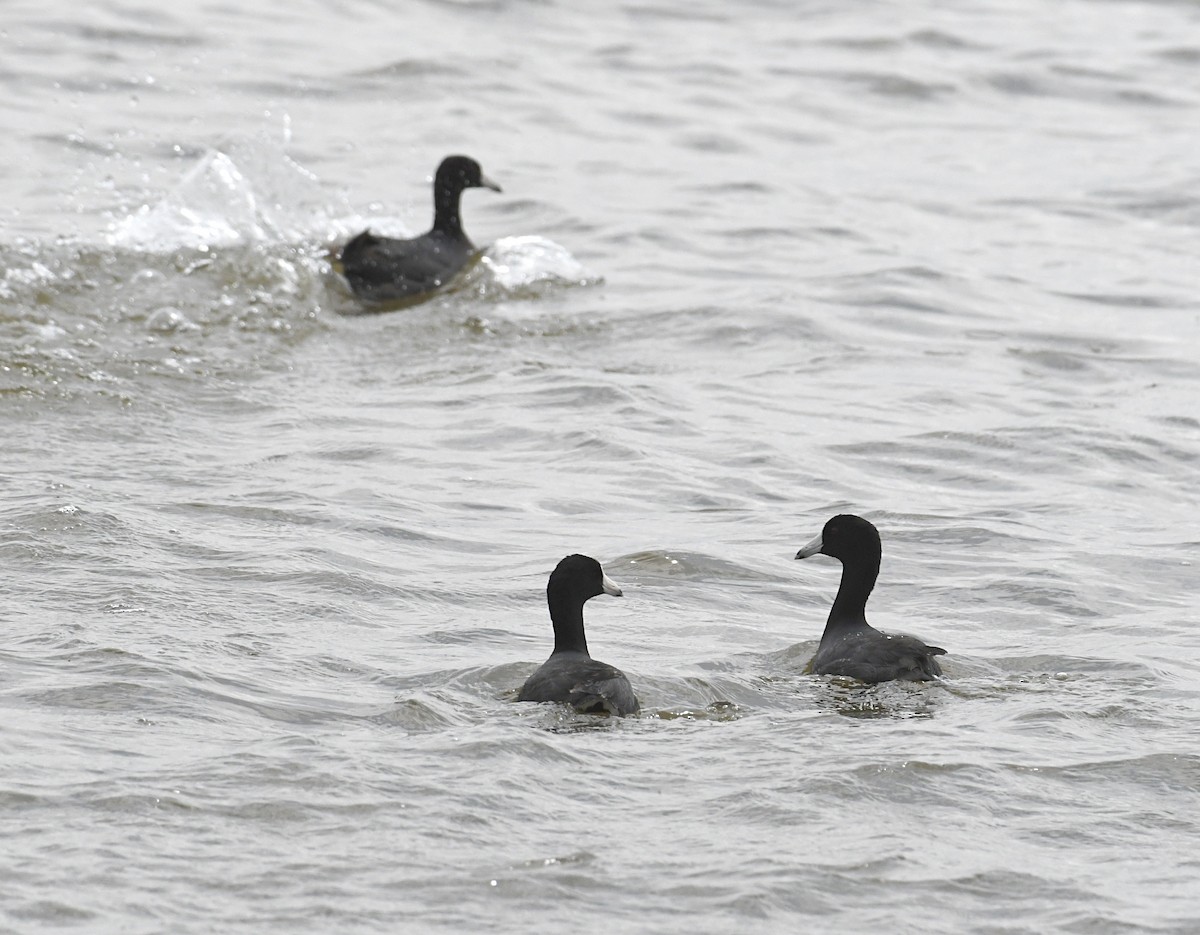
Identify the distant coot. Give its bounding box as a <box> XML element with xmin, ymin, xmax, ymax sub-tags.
<box><xmin>795</xmin><ymin>514</ymin><xmax>946</xmax><ymax>683</ymax></box>
<box><xmin>517</xmin><ymin>554</ymin><xmax>640</xmax><ymax>716</ymax></box>
<box><xmin>336</xmin><ymin>154</ymin><xmax>501</xmax><ymax>305</ymax></box>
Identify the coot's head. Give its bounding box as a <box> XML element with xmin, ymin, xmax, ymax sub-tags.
<box><xmin>436</xmin><ymin>154</ymin><xmax>502</xmax><ymax>194</ymax></box>
<box><xmin>795</xmin><ymin>514</ymin><xmax>881</xmax><ymax>563</ymax></box>
<box><xmin>548</xmin><ymin>554</ymin><xmax>623</xmax><ymax>602</ymax></box>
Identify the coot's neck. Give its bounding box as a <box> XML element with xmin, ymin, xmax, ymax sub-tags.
<box><xmin>432</xmin><ymin>179</ymin><xmax>466</xmax><ymax>238</ymax></box>
<box><xmin>548</xmin><ymin>589</ymin><xmax>589</xmax><ymax>656</ymax></box>
<box><xmin>825</xmin><ymin>552</ymin><xmax>880</xmax><ymax>633</ymax></box>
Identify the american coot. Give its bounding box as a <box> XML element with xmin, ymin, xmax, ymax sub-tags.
<box><xmin>517</xmin><ymin>554</ymin><xmax>640</xmax><ymax>716</ymax></box>
<box><xmin>795</xmin><ymin>514</ymin><xmax>946</xmax><ymax>683</ymax></box>
<box><xmin>336</xmin><ymin>154</ymin><xmax>501</xmax><ymax>305</ymax></box>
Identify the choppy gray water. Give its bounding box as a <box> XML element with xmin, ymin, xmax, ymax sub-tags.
<box><xmin>2</xmin><ymin>1</ymin><xmax>1199</xmax><ymax>932</ymax></box>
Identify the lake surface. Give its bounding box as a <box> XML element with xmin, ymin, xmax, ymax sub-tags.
<box><xmin>2</xmin><ymin>1</ymin><xmax>1199</xmax><ymax>932</ymax></box>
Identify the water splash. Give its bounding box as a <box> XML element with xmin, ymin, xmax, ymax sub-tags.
<box><xmin>108</xmin><ymin>136</ymin><xmax>332</xmax><ymax>252</ymax></box>
<box><xmin>483</xmin><ymin>236</ymin><xmax>597</xmax><ymax>287</ymax></box>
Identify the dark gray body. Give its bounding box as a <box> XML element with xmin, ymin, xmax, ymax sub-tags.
<box><xmin>338</xmin><ymin>228</ymin><xmax>477</xmax><ymax>304</ymax></box>
<box><xmin>517</xmin><ymin>650</ymin><xmax>640</xmax><ymax>716</ymax></box>
<box><xmin>810</xmin><ymin>627</ymin><xmax>945</xmax><ymax>683</ymax></box>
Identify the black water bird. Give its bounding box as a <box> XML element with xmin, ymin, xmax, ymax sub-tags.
<box><xmin>795</xmin><ymin>514</ymin><xmax>946</xmax><ymax>683</ymax></box>
<box><xmin>517</xmin><ymin>554</ymin><xmax>639</xmax><ymax>716</ymax></box>
<box><xmin>336</xmin><ymin>154</ymin><xmax>501</xmax><ymax>304</ymax></box>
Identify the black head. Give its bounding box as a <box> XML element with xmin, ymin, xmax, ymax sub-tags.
<box><xmin>795</xmin><ymin>514</ymin><xmax>881</xmax><ymax>563</ymax></box>
<box><xmin>435</xmin><ymin>154</ymin><xmax>502</xmax><ymax>194</ymax></box>
<box><xmin>548</xmin><ymin>554</ymin><xmax>623</xmax><ymax>603</ymax></box>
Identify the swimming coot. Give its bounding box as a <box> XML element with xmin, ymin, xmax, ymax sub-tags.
<box><xmin>336</xmin><ymin>154</ymin><xmax>501</xmax><ymax>305</ymax></box>
<box><xmin>517</xmin><ymin>554</ymin><xmax>639</xmax><ymax>716</ymax></box>
<box><xmin>795</xmin><ymin>514</ymin><xmax>946</xmax><ymax>683</ymax></box>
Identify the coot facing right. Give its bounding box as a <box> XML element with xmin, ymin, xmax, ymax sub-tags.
<box><xmin>517</xmin><ymin>554</ymin><xmax>639</xmax><ymax>716</ymax></box>
<box><xmin>336</xmin><ymin>154</ymin><xmax>501</xmax><ymax>305</ymax></box>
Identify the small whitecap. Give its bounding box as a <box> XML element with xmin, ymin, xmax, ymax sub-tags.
<box><xmin>34</xmin><ymin>323</ymin><xmax>69</xmax><ymax>340</ymax></box>
<box><xmin>146</xmin><ymin>306</ymin><xmax>196</xmax><ymax>333</ymax></box>
<box><xmin>480</xmin><ymin>235</ymin><xmax>598</xmax><ymax>290</ymax></box>
<box><xmin>7</xmin><ymin>262</ymin><xmax>58</xmax><ymax>288</ymax></box>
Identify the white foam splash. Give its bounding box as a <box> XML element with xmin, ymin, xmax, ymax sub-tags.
<box><xmin>480</xmin><ymin>235</ymin><xmax>597</xmax><ymax>289</ymax></box>
<box><xmin>108</xmin><ymin>136</ymin><xmax>329</xmax><ymax>253</ymax></box>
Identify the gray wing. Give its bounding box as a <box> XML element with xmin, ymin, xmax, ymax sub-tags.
<box><xmin>565</xmin><ymin>667</ymin><xmax>641</xmax><ymax>717</ymax></box>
